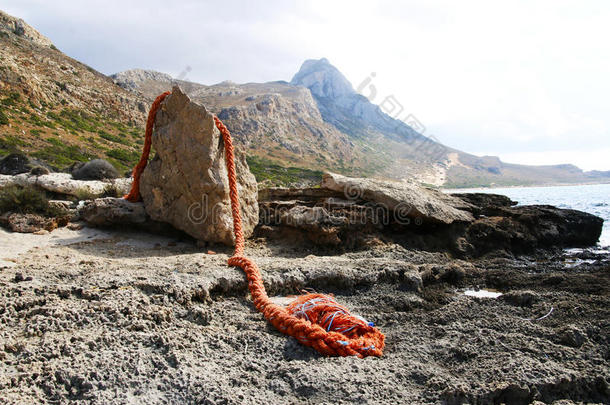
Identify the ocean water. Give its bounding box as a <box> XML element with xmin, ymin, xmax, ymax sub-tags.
<box><xmin>445</xmin><ymin>183</ymin><xmax>610</xmax><ymax>247</ymax></box>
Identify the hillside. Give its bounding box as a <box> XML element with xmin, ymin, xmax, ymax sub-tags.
<box><xmin>0</xmin><ymin>10</ymin><xmax>148</xmax><ymax>173</ymax></box>
<box><xmin>113</xmin><ymin>60</ymin><xmax>610</xmax><ymax>188</ymax></box>
<box><xmin>1</xmin><ymin>9</ymin><xmax>608</xmax><ymax>187</ymax></box>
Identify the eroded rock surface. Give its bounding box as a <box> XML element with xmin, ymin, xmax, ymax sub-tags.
<box><xmin>140</xmin><ymin>86</ymin><xmax>258</xmax><ymax>245</ymax></box>
<box><xmin>321</xmin><ymin>172</ymin><xmax>475</xmax><ymax>224</ymax></box>
<box><xmin>0</xmin><ymin>231</ymin><xmax>608</xmax><ymax>404</ymax></box>
<box><xmin>258</xmin><ymin>182</ymin><xmax>604</xmax><ymax>257</ymax></box>
<box><xmin>0</xmin><ymin>212</ymin><xmax>68</xmax><ymax>233</ymax></box>
<box><xmin>80</xmin><ymin>198</ymin><xmax>147</xmax><ymax>226</ymax></box>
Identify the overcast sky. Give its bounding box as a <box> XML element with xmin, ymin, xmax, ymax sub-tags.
<box><xmin>4</xmin><ymin>0</ymin><xmax>609</xmax><ymax>170</ymax></box>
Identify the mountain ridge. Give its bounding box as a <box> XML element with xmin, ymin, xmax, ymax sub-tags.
<box><xmin>1</xmin><ymin>9</ymin><xmax>608</xmax><ymax>187</ymax></box>
<box><xmin>114</xmin><ymin>62</ymin><xmax>609</xmax><ymax>187</ymax></box>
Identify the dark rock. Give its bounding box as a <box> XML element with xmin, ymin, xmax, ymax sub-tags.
<box><xmin>452</xmin><ymin>193</ymin><xmax>517</xmax><ymax>216</ymax></box>
<box><xmin>464</xmin><ymin>205</ymin><xmax>603</xmax><ymax>255</ymax></box>
<box><xmin>0</xmin><ymin>153</ymin><xmax>31</xmax><ymax>175</ymax></box>
<box><xmin>30</xmin><ymin>166</ymin><xmax>50</xmax><ymax>176</ymax></box>
<box><xmin>257</xmin><ymin>179</ymin><xmax>603</xmax><ymax>256</ymax></box>
<box><xmin>501</xmin><ymin>290</ymin><xmax>539</xmax><ymax>307</ymax></box>
<box><xmin>71</xmin><ymin>159</ymin><xmax>120</xmax><ymax>180</ymax></box>
<box><xmin>558</xmin><ymin>325</ymin><xmax>586</xmax><ymax>347</ymax></box>
<box><xmin>0</xmin><ymin>213</ymin><xmax>58</xmax><ymax>233</ymax></box>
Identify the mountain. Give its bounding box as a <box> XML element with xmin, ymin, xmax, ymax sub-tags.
<box><xmin>0</xmin><ymin>10</ymin><xmax>147</xmax><ymax>173</ymax></box>
<box><xmin>1</xmin><ymin>9</ymin><xmax>608</xmax><ymax>187</ymax></box>
<box><xmin>112</xmin><ymin>59</ymin><xmax>610</xmax><ymax>187</ymax></box>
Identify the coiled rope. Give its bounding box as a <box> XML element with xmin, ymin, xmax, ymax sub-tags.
<box><xmin>125</xmin><ymin>91</ymin><xmax>385</xmax><ymax>357</ymax></box>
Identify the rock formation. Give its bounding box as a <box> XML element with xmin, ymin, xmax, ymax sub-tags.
<box><xmin>0</xmin><ymin>212</ymin><xmax>68</xmax><ymax>233</ymax></box>
<box><xmin>321</xmin><ymin>172</ymin><xmax>474</xmax><ymax>224</ymax></box>
<box><xmin>140</xmin><ymin>86</ymin><xmax>258</xmax><ymax>245</ymax></box>
<box><xmin>0</xmin><ymin>10</ymin><xmax>53</xmax><ymax>48</ymax></box>
<box><xmin>257</xmin><ymin>174</ymin><xmax>604</xmax><ymax>256</ymax></box>
<box><xmin>0</xmin><ymin>173</ymin><xmax>131</xmax><ymax>197</ymax></box>
<box><xmin>80</xmin><ymin>197</ymin><xmax>147</xmax><ymax>226</ymax></box>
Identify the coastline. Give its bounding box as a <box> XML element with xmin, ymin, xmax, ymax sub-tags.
<box><xmin>442</xmin><ymin>180</ymin><xmax>610</xmax><ymax>193</ymax></box>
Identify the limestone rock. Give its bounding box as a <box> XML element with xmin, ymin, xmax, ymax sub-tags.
<box><xmin>0</xmin><ymin>173</ymin><xmax>131</xmax><ymax>198</ymax></box>
<box><xmin>140</xmin><ymin>86</ymin><xmax>258</xmax><ymax>245</ymax></box>
<box><xmin>321</xmin><ymin>172</ymin><xmax>474</xmax><ymax>224</ymax></box>
<box><xmin>290</xmin><ymin>58</ymin><xmax>355</xmax><ymax>99</ymax></box>
<box><xmin>0</xmin><ymin>213</ymin><xmax>66</xmax><ymax>233</ymax></box>
<box><xmin>111</xmin><ymin>69</ymin><xmax>174</xmax><ymax>92</ymax></box>
<box><xmin>0</xmin><ymin>10</ymin><xmax>54</xmax><ymax>48</ymax></box>
<box><xmin>80</xmin><ymin>198</ymin><xmax>147</xmax><ymax>226</ymax></box>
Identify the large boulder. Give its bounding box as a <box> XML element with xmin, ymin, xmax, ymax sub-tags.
<box><xmin>321</xmin><ymin>172</ymin><xmax>474</xmax><ymax>224</ymax></box>
<box><xmin>140</xmin><ymin>86</ymin><xmax>258</xmax><ymax>245</ymax></box>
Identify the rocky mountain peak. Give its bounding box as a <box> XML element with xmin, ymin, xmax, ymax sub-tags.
<box><xmin>290</xmin><ymin>58</ymin><xmax>355</xmax><ymax>99</ymax></box>
<box><xmin>0</xmin><ymin>10</ymin><xmax>54</xmax><ymax>48</ymax></box>
<box><xmin>111</xmin><ymin>69</ymin><xmax>173</xmax><ymax>91</ymax></box>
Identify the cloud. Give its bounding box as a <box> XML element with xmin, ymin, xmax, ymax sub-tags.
<box><xmin>3</xmin><ymin>0</ymin><xmax>609</xmax><ymax>170</ymax></box>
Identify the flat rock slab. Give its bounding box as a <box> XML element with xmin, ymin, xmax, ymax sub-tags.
<box><xmin>321</xmin><ymin>172</ymin><xmax>474</xmax><ymax>224</ymax></box>
<box><xmin>0</xmin><ymin>173</ymin><xmax>131</xmax><ymax>197</ymax></box>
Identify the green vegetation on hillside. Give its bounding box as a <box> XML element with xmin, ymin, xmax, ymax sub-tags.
<box><xmin>0</xmin><ymin>88</ymin><xmax>144</xmax><ymax>173</ymax></box>
<box><xmin>247</xmin><ymin>155</ymin><xmax>323</xmax><ymax>186</ymax></box>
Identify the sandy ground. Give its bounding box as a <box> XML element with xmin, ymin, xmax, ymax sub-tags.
<box><xmin>0</xmin><ymin>226</ymin><xmax>609</xmax><ymax>404</ymax></box>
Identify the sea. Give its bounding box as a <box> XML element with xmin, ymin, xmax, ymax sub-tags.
<box><xmin>444</xmin><ymin>183</ymin><xmax>610</xmax><ymax>248</ymax></box>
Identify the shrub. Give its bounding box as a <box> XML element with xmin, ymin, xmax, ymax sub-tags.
<box><xmin>46</xmin><ymin>137</ymin><xmax>64</xmax><ymax>146</ymax></box>
<box><xmin>0</xmin><ymin>109</ymin><xmax>8</xmax><ymax>125</ymax></box>
<box><xmin>99</xmin><ymin>131</ymin><xmax>129</xmax><ymax>145</ymax></box>
<box><xmin>32</xmin><ymin>144</ymin><xmax>93</xmax><ymax>167</ymax></box>
<box><xmin>72</xmin><ymin>187</ymin><xmax>97</xmax><ymax>201</ymax></box>
<box><xmin>0</xmin><ymin>185</ymin><xmax>66</xmax><ymax>216</ymax></box>
<box><xmin>101</xmin><ymin>184</ymin><xmax>123</xmax><ymax>198</ymax></box>
<box><xmin>106</xmin><ymin>148</ymin><xmax>139</xmax><ymax>163</ymax></box>
<box><xmin>0</xmin><ymin>92</ymin><xmax>21</xmax><ymax>107</ymax></box>
<box><xmin>72</xmin><ymin>159</ymin><xmax>119</xmax><ymax>180</ymax></box>
<box><xmin>246</xmin><ymin>155</ymin><xmax>323</xmax><ymax>186</ymax></box>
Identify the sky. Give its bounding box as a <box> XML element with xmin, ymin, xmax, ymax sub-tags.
<box><xmin>3</xmin><ymin>0</ymin><xmax>609</xmax><ymax>171</ymax></box>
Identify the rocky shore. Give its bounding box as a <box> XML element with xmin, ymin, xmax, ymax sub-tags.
<box><xmin>0</xmin><ymin>89</ymin><xmax>608</xmax><ymax>404</ymax></box>
<box><xmin>0</xmin><ymin>170</ymin><xmax>608</xmax><ymax>404</ymax></box>
<box><xmin>0</xmin><ymin>226</ymin><xmax>608</xmax><ymax>404</ymax></box>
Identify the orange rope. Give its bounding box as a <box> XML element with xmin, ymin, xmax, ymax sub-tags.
<box><xmin>126</xmin><ymin>92</ymin><xmax>385</xmax><ymax>358</ymax></box>
<box><xmin>124</xmin><ymin>91</ymin><xmax>171</xmax><ymax>202</ymax></box>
